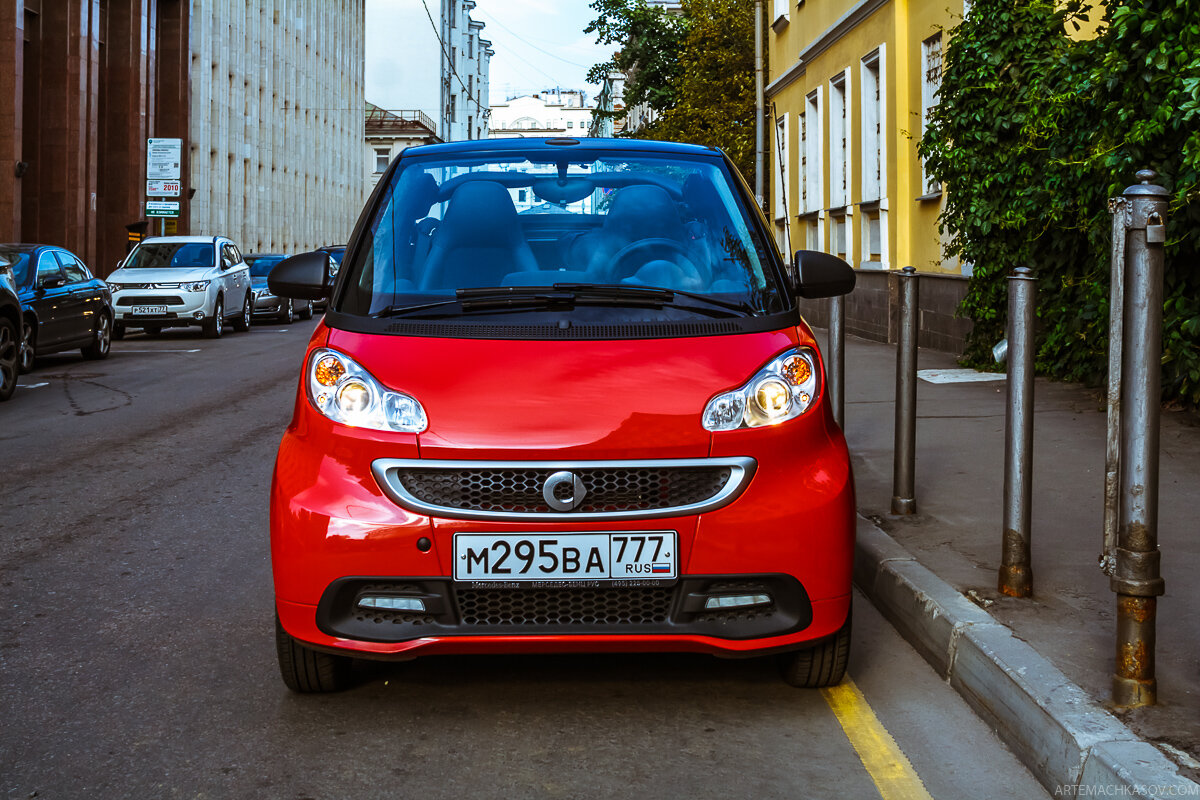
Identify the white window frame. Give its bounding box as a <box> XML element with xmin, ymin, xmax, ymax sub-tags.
<box><xmin>829</xmin><ymin>70</ymin><xmax>851</xmax><ymax>211</ymax></box>
<box><xmin>921</xmin><ymin>33</ymin><xmax>943</xmax><ymax>196</ymax></box>
<box><xmin>804</xmin><ymin>88</ymin><xmax>823</xmax><ymax>215</ymax></box>
<box><xmin>774</xmin><ymin>113</ymin><xmax>789</xmax><ymax>222</ymax></box>
<box><xmin>860</xmin><ymin>47</ymin><xmax>885</xmax><ymax>203</ymax></box>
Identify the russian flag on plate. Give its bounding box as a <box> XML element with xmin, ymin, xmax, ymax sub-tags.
<box><xmin>651</xmin><ymin>563</ymin><xmax>671</xmax><ymax>574</ymax></box>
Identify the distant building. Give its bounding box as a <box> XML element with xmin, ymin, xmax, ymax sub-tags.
<box><xmin>1</xmin><ymin>1</ymin><xmax>367</xmax><ymax>274</ymax></box>
<box><xmin>365</xmin><ymin>104</ymin><xmax>440</xmax><ymax>191</ymax></box>
<box><xmin>489</xmin><ymin>90</ymin><xmax>594</xmax><ymax>139</ymax></box>
<box><xmin>365</xmin><ymin>0</ymin><xmax>493</xmax><ymax>143</ymax></box>
<box><xmin>591</xmin><ymin>74</ymin><xmax>627</xmax><ymax>138</ymax></box>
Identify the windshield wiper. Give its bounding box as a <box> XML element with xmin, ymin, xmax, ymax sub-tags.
<box><xmin>373</xmin><ymin>283</ymin><xmax>752</xmax><ymax>319</ymax></box>
<box><xmin>551</xmin><ymin>283</ymin><xmax>755</xmax><ymax>317</ymax></box>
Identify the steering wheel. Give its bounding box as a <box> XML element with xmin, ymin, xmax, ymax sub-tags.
<box><xmin>603</xmin><ymin>238</ymin><xmax>705</xmax><ymax>285</ymax></box>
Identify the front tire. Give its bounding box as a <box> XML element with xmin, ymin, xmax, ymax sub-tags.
<box><xmin>778</xmin><ymin>603</ymin><xmax>852</xmax><ymax>688</ymax></box>
<box><xmin>298</xmin><ymin>301</ymin><xmax>313</xmax><ymax>321</ymax></box>
<box><xmin>81</xmin><ymin>312</ymin><xmax>112</xmax><ymax>360</ymax></box>
<box><xmin>275</xmin><ymin>615</ymin><xmax>353</xmax><ymax>693</ymax></box>
<box><xmin>278</xmin><ymin>298</ymin><xmax>295</xmax><ymax>324</ymax></box>
<box><xmin>0</xmin><ymin>316</ymin><xmax>18</xmax><ymax>401</ymax></box>
<box><xmin>233</xmin><ymin>293</ymin><xmax>252</xmax><ymax>332</ymax></box>
<box><xmin>203</xmin><ymin>296</ymin><xmax>224</xmax><ymax>339</ymax></box>
<box><xmin>112</xmin><ymin>322</ymin><xmax>126</xmax><ymax>340</ymax></box>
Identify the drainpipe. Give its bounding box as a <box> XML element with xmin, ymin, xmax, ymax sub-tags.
<box><xmin>755</xmin><ymin>0</ymin><xmax>765</xmax><ymax>211</ymax></box>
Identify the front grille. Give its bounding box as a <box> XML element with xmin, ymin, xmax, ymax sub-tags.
<box><xmin>316</xmin><ymin>575</ymin><xmax>812</xmax><ymax>642</ymax></box>
<box><xmin>400</xmin><ymin>466</ymin><xmax>730</xmax><ymax>514</ymax></box>
<box><xmin>457</xmin><ymin>586</ymin><xmax>674</xmax><ymax>626</ymax></box>
<box><xmin>373</xmin><ymin>457</ymin><xmax>755</xmax><ymax>520</ymax></box>
<box><xmin>116</xmin><ymin>295</ymin><xmax>184</xmax><ymax>306</ymax></box>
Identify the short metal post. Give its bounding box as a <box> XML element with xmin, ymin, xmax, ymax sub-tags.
<box><xmin>828</xmin><ymin>294</ymin><xmax>845</xmax><ymax>427</ymax></box>
<box><xmin>998</xmin><ymin>267</ymin><xmax>1036</xmax><ymax>597</ymax></box>
<box><xmin>1112</xmin><ymin>170</ymin><xmax>1168</xmax><ymax>708</ymax></box>
<box><xmin>891</xmin><ymin>266</ymin><xmax>918</xmax><ymax>515</ymax></box>
<box><xmin>1101</xmin><ymin>197</ymin><xmax>1128</xmax><ymax>577</ymax></box>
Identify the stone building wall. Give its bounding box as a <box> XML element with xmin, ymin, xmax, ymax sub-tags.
<box><xmin>188</xmin><ymin>0</ymin><xmax>366</xmax><ymax>255</ymax></box>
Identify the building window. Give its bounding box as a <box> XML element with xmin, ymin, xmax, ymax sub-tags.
<box><xmin>921</xmin><ymin>33</ymin><xmax>943</xmax><ymax>196</ymax></box>
<box><xmin>773</xmin><ymin>113</ymin><xmax>789</xmax><ymax>222</ymax></box>
<box><xmin>567</xmin><ymin>121</ymin><xmax>574</xmax><ymax>129</ymax></box>
<box><xmin>805</xmin><ymin>89</ymin><xmax>822</xmax><ymax>214</ymax></box>
<box><xmin>374</xmin><ymin>147</ymin><xmax>390</xmax><ymax>174</ymax></box>
<box><xmin>450</xmin><ymin>95</ymin><xmax>457</xmax><ymax>123</ymax></box>
<box><xmin>861</xmin><ymin>49</ymin><xmax>884</xmax><ymax>203</ymax></box>
<box><xmin>833</xmin><ymin>215</ymin><xmax>847</xmax><ymax>259</ymax></box>
<box><xmin>829</xmin><ymin>72</ymin><xmax>849</xmax><ymax>210</ymax></box>
<box><xmin>773</xmin><ymin>0</ymin><xmax>788</xmax><ymax>22</ymax></box>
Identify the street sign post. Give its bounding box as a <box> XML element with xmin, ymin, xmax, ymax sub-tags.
<box><xmin>146</xmin><ymin>200</ymin><xmax>180</xmax><ymax>218</ymax></box>
<box><xmin>146</xmin><ymin>179</ymin><xmax>181</xmax><ymax>197</ymax></box>
<box><xmin>146</xmin><ymin>138</ymin><xmax>182</xmax><ymax>234</ymax></box>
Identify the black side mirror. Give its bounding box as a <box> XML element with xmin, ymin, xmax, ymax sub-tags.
<box><xmin>39</xmin><ymin>275</ymin><xmax>67</xmax><ymax>290</ymax></box>
<box><xmin>792</xmin><ymin>250</ymin><xmax>856</xmax><ymax>298</ymax></box>
<box><xmin>269</xmin><ymin>251</ymin><xmax>330</xmax><ymax>300</ymax></box>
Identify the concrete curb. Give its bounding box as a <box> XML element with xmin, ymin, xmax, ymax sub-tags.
<box><xmin>854</xmin><ymin>517</ymin><xmax>1200</xmax><ymax>797</ymax></box>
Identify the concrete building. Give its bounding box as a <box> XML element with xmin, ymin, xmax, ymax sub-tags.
<box><xmin>591</xmin><ymin>73</ymin><xmax>626</xmax><ymax>138</ymax></box>
<box><xmin>1</xmin><ymin>1</ymin><xmax>366</xmax><ymax>276</ymax></box>
<box><xmin>365</xmin><ymin>0</ymin><xmax>492</xmax><ymax>144</ymax></box>
<box><xmin>489</xmin><ymin>90</ymin><xmax>594</xmax><ymax>139</ymax></box>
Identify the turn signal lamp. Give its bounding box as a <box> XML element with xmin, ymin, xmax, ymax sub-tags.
<box><xmin>702</xmin><ymin>347</ymin><xmax>822</xmax><ymax>431</ymax></box>
<box><xmin>306</xmin><ymin>348</ymin><xmax>427</xmax><ymax>432</ymax></box>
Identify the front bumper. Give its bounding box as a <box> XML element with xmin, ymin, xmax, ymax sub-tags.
<box><xmin>113</xmin><ymin>288</ymin><xmax>210</xmax><ymax>327</ymax></box>
<box><xmin>271</xmin><ymin>404</ymin><xmax>856</xmax><ymax>660</ymax></box>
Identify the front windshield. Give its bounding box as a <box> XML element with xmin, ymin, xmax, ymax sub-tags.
<box><xmin>338</xmin><ymin>148</ymin><xmax>783</xmax><ymax>319</ymax></box>
<box><xmin>247</xmin><ymin>255</ymin><xmax>285</xmax><ymax>277</ymax></box>
<box><xmin>0</xmin><ymin>248</ymin><xmax>31</xmax><ymax>287</ymax></box>
<box><xmin>124</xmin><ymin>242</ymin><xmax>214</xmax><ymax>269</ymax></box>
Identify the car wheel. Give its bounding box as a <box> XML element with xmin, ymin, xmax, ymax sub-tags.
<box><xmin>278</xmin><ymin>298</ymin><xmax>295</xmax><ymax>324</ymax></box>
<box><xmin>112</xmin><ymin>322</ymin><xmax>126</xmax><ymax>340</ymax></box>
<box><xmin>275</xmin><ymin>615</ymin><xmax>352</xmax><ymax>693</ymax></box>
<box><xmin>778</xmin><ymin>603</ymin><xmax>852</xmax><ymax>688</ymax></box>
<box><xmin>18</xmin><ymin>318</ymin><xmax>35</xmax><ymax>374</ymax></box>
<box><xmin>203</xmin><ymin>296</ymin><xmax>224</xmax><ymax>339</ymax></box>
<box><xmin>299</xmin><ymin>301</ymin><xmax>313</xmax><ymax>321</ymax></box>
<box><xmin>233</xmin><ymin>293</ymin><xmax>252</xmax><ymax>332</ymax></box>
<box><xmin>0</xmin><ymin>317</ymin><xmax>18</xmax><ymax>401</ymax></box>
<box><xmin>81</xmin><ymin>312</ymin><xmax>112</xmax><ymax>360</ymax></box>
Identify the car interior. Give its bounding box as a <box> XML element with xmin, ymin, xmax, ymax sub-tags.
<box><xmin>347</xmin><ymin>163</ymin><xmax>771</xmax><ymax>315</ymax></box>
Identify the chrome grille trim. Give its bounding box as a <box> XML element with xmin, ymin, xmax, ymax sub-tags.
<box><xmin>371</xmin><ymin>457</ymin><xmax>757</xmax><ymax>521</ymax></box>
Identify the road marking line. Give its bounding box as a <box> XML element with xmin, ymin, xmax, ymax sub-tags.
<box><xmin>822</xmin><ymin>678</ymin><xmax>934</xmax><ymax>800</ymax></box>
<box><xmin>116</xmin><ymin>348</ymin><xmax>202</xmax><ymax>353</ymax></box>
<box><xmin>18</xmin><ymin>382</ymin><xmax>49</xmax><ymax>389</ymax></box>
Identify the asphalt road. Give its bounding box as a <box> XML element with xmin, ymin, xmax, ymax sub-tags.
<box><xmin>0</xmin><ymin>321</ymin><xmax>1047</xmax><ymax>799</ymax></box>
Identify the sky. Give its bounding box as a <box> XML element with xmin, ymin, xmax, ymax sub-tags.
<box><xmin>364</xmin><ymin>0</ymin><xmax>617</xmax><ymax>109</ymax></box>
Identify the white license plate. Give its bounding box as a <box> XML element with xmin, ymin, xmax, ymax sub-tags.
<box><xmin>131</xmin><ymin>305</ymin><xmax>168</xmax><ymax>315</ymax></box>
<box><xmin>454</xmin><ymin>532</ymin><xmax>677</xmax><ymax>583</ymax></box>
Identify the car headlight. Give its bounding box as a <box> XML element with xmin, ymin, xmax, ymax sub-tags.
<box><xmin>307</xmin><ymin>347</ymin><xmax>427</xmax><ymax>432</ymax></box>
<box><xmin>107</xmin><ymin>282</ymin><xmax>123</xmax><ymax>293</ymax></box>
<box><xmin>702</xmin><ymin>347</ymin><xmax>822</xmax><ymax>431</ymax></box>
<box><xmin>182</xmin><ymin>281</ymin><xmax>210</xmax><ymax>292</ymax></box>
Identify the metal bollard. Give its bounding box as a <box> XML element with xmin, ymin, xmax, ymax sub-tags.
<box><xmin>828</xmin><ymin>294</ymin><xmax>846</xmax><ymax>428</ymax></box>
<box><xmin>1111</xmin><ymin>170</ymin><xmax>1168</xmax><ymax>708</ymax></box>
<box><xmin>998</xmin><ymin>267</ymin><xmax>1036</xmax><ymax>598</ymax></box>
<box><xmin>891</xmin><ymin>266</ymin><xmax>918</xmax><ymax>515</ymax></box>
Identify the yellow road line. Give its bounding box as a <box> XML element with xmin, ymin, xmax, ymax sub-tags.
<box><xmin>821</xmin><ymin>678</ymin><xmax>934</xmax><ymax>800</ymax></box>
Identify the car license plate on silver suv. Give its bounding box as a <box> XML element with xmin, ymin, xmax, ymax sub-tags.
<box><xmin>453</xmin><ymin>532</ymin><xmax>677</xmax><ymax>582</ymax></box>
<box><xmin>131</xmin><ymin>305</ymin><xmax>168</xmax><ymax>315</ymax></box>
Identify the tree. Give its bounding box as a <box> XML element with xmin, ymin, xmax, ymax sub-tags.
<box><xmin>586</xmin><ymin>0</ymin><xmax>759</xmax><ymax>187</ymax></box>
<box><xmin>920</xmin><ymin>0</ymin><xmax>1200</xmax><ymax>406</ymax></box>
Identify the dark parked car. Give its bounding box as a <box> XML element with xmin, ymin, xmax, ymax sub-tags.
<box><xmin>245</xmin><ymin>253</ymin><xmax>313</xmax><ymax>323</ymax></box>
<box><xmin>312</xmin><ymin>246</ymin><xmax>343</xmax><ymax>311</ymax></box>
<box><xmin>0</xmin><ymin>254</ymin><xmax>20</xmax><ymax>401</ymax></box>
<box><xmin>1</xmin><ymin>244</ymin><xmax>113</xmax><ymax>372</ymax></box>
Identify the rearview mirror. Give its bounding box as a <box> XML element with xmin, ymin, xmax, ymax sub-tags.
<box><xmin>792</xmin><ymin>250</ymin><xmax>856</xmax><ymax>298</ymax></box>
<box><xmin>269</xmin><ymin>251</ymin><xmax>330</xmax><ymax>300</ymax></box>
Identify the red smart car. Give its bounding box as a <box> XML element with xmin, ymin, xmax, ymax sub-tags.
<box><xmin>268</xmin><ymin>138</ymin><xmax>856</xmax><ymax>692</ymax></box>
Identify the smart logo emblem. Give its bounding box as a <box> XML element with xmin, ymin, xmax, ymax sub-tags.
<box><xmin>543</xmin><ymin>470</ymin><xmax>586</xmax><ymax>512</ymax></box>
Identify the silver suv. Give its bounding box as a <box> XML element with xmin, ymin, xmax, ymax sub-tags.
<box><xmin>107</xmin><ymin>236</ymin><xmax>252</xmax><ymax>338</ymax></box>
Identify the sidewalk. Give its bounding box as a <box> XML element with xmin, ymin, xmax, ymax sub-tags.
<box><xmin>831</xmin><ymin>332</ymin><xmax>1200</xmax><ymax>795</ymax></box>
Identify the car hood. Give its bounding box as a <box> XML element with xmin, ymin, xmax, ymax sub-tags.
<box><xmin>109</xmin><ymin>267</ymin><xmax>215</xmax><ymax>283</ymax></box>
<box><xmin>324</xmin><ymin>327</ymin><xmax>806</xmax><ymax>459</ymax></box>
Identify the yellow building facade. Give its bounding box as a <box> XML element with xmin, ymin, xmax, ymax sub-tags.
<box><xmin>766</xmin><ymin>0</ymin><xmax>966</xmax><ymax>275</ymax></box>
